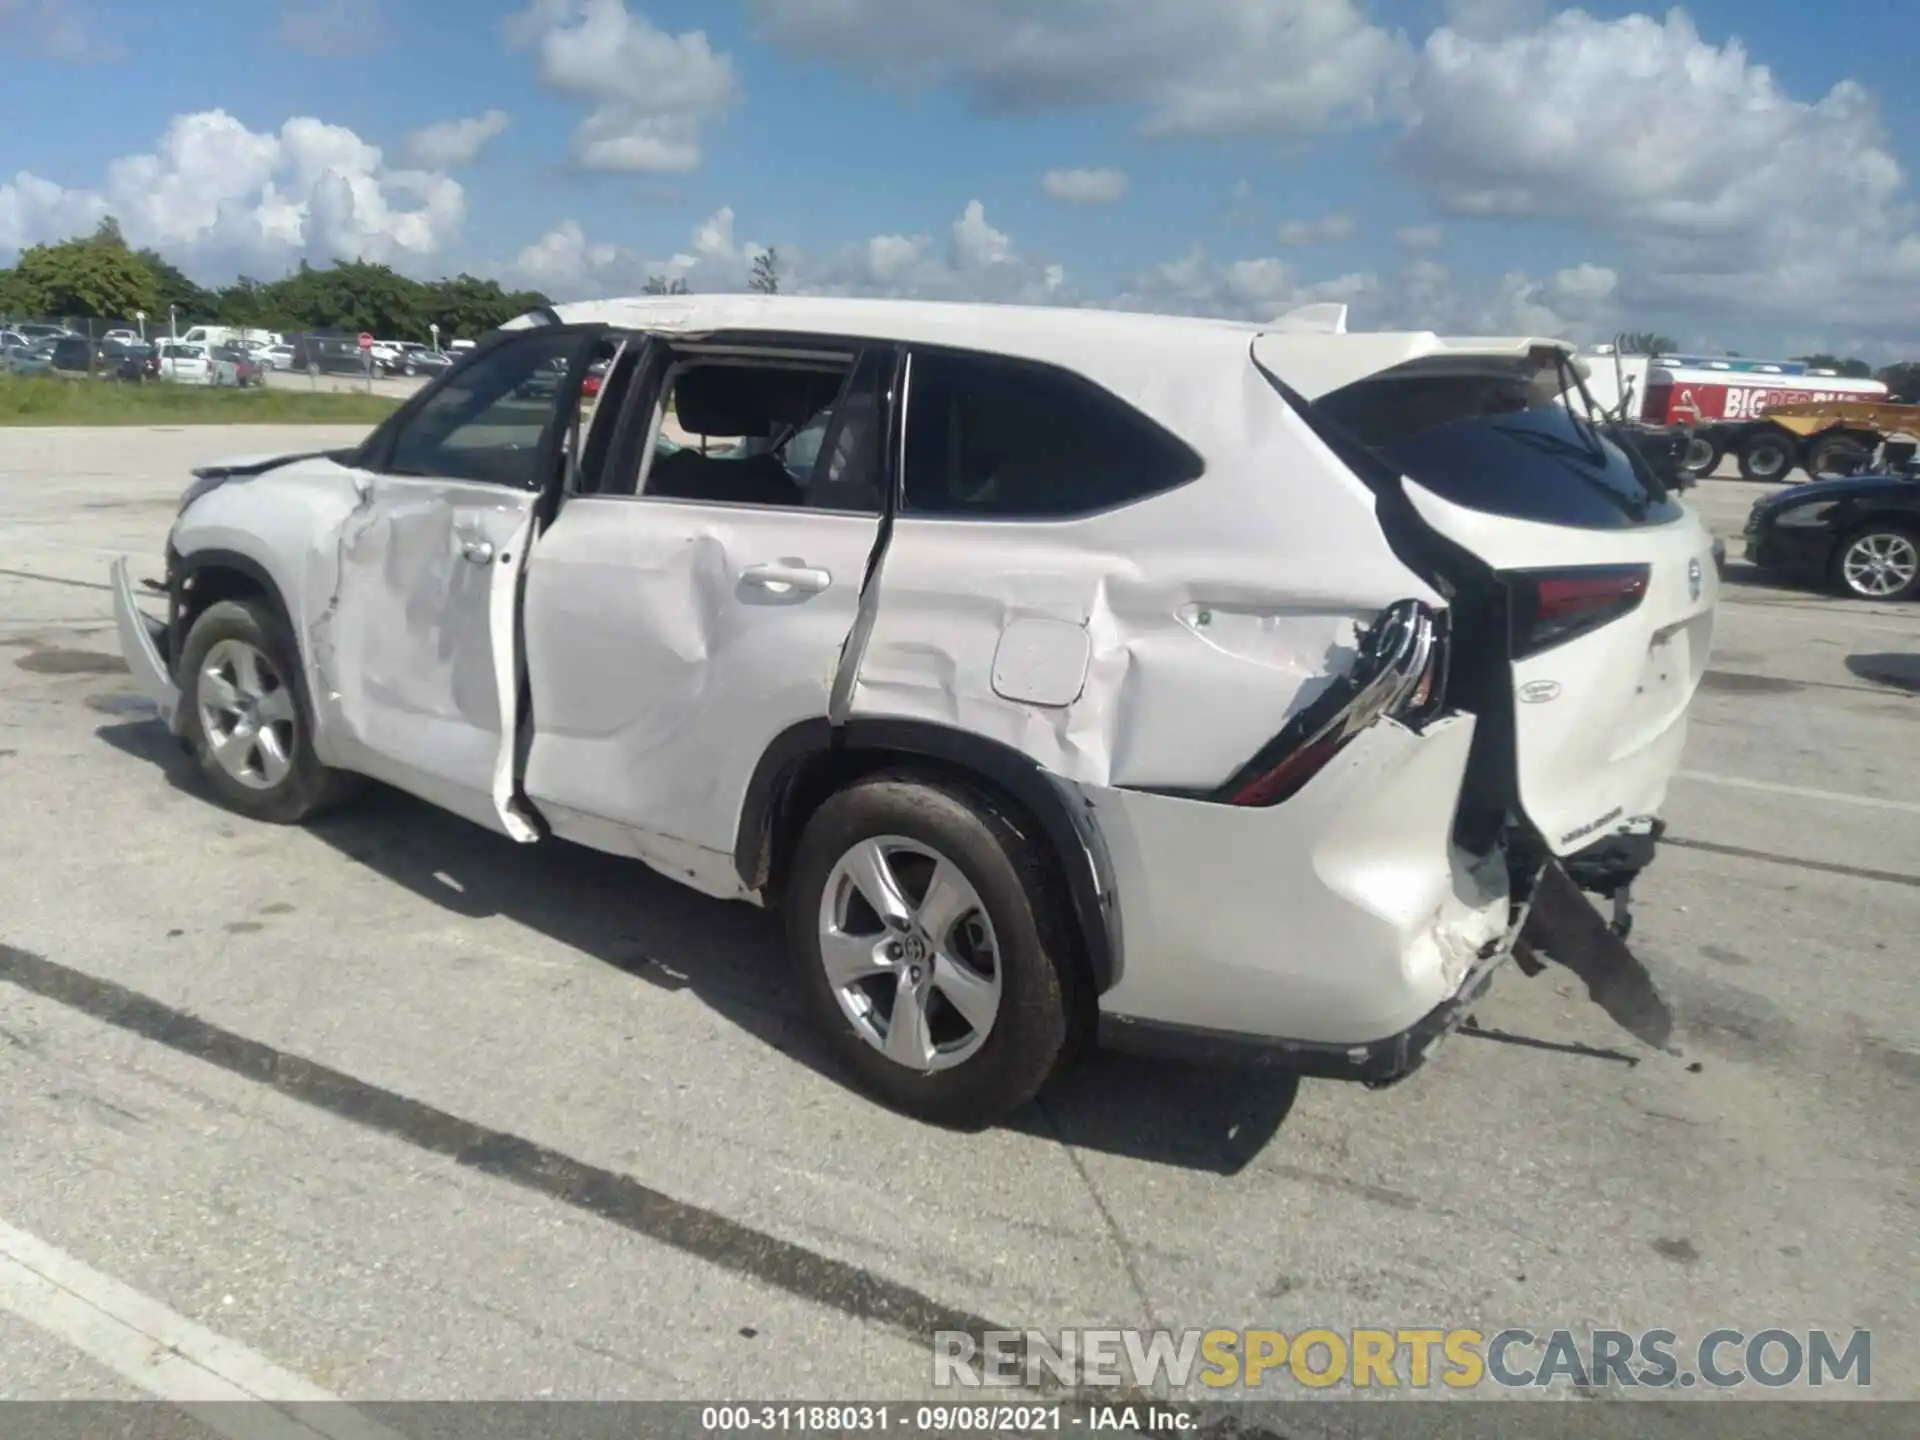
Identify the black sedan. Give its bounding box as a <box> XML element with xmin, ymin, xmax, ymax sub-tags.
<box><xmin>1743</xmin><ymin>462</ymin><xmax>1920</xmax><ymax>601</ymax></box>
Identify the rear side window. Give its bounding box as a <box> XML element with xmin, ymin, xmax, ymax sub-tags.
<box><xmin>902</xmin><ymin>349</ymin><xmax>1202</xmax><ymax>518</ymax></box>
<box><xmin>1311</xmin><ymin>372</ymin><xmax>1683</xmax><ymax>530</ymax></box>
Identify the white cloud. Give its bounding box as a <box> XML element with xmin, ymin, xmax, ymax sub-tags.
<box><xmin>0</xmin><ymin>109</ymin><xmax>466</xmax><ymax>275</ymax></box>
<box><xmin>1395</xmin><ymin>224</ymin><xmax>1444</xmax><ymax>250</ymax></box>
<box><xmin>504</xmin><ymin>198</ymin><xmax>1069</xmax><ymax>306</ymax></box>
<box><xmin>1041</xmin><ymin>167</ymin><xmax>1129</xmax><ymax>206</ymax></box>
<box><xmin>277</xmin><ymin>0</ymin><xmax>383</xmax><ymax>57</ymax></box>
<box><xmin>1396</xmin><ymin>6</ymin><xmax>1920</xmax><ymax>339</ymax></box>
<box><xmin>402</xmin><ymin>110</ymin><xmax>511</xmax><ymax>169</ymax></box>
<box><xmin>1275</xmin><ymin>213</ymin><xmax>1356</xmax><ymax>246</ymax></box>
<box><xmin>751</xmin><ymin>0</ymin><xmax>1409</xmax><ymax>140</ymax></box>
<box><xmin>0</xmin><ymin>0</ymin><xmax>120</xmax><ymax>60</ymax></box>
<box><xmin>508</xmin><ymin>0</ymin><xmax>739</xmax><ymax>173</ymax></box>
<box><xmin>1440</xmin><ymin>0</ymin><xmax>1548</xmax><ymax>40</ymax></box>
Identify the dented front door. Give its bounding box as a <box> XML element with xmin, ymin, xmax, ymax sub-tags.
<box><xmin>317</xmin><ymin>325</ymin><xmax>600</xmax><ymax>838</ymax></box>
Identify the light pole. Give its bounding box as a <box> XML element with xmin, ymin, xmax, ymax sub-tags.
<box><xmin>168</xmin><ymin>304</ymin><xmax>177</xmax><ymax>342</ymax></box>
<box><xmin>136</xmin><ymin>309</ymin><xmax>147</xmax><ymax>342</ymax></box>
<box><xmin>429</xmin><ymin>322</ymin><xmax>440</xmax><ymax>354</ymax></box>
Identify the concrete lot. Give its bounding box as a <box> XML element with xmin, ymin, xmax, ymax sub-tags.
<box><xmin>0</xmin><ymin>427</ymin><xmax>1915</xmax><ymax>1417</ymax></box>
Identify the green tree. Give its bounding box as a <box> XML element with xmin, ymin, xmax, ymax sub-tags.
<box><xmin>11</xmin><ymin>234</ymin><xmax>159</xmax><ymax>321</ymax></box>
<box><xmin>643</xmin><ymin>274</ymin><xmax>689</xmax><ymax>295</ymax></box>
<box><xmin>136</xmin><ymin>249</ymin><xmax>217</xmax><ymax>325</ymax></box>
<box><xmin>1878</xmin><ymin>362</ymin><xmax>1920</xmax><ymax>403</ymax></box>
<box><xmin>749</xmin><ymin>248</ymin><xmax>779</xmax><ymax>294</ymax></box>
<box><xmin>1618</xmin><ymin>330</ymin><xmax>1678</xmax><ymax>356</ymax></box>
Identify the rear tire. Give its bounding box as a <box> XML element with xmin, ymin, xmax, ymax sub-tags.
<box><xmin>1680</xmin><ymin>432</ymin><xmax>1725</xmax><ymax>480</ymax></box>
<box><xmin>178</xmin><ymin>599</ymin><xmax>362</xmax><ymax>823</ymax></box>
<box><xmin>1830</xmin><ymin>524</ymin><xmax>1920</xmax><ymax>601</ymax></box>
<box><xmin>1737</xmin><ymin>428</ymin><xmax>1798</xmax><ymax>483</ymax></box>
<box><xmin>784</xmin><ymin>772</ymin><xmax>1081</xmax><ymax>1127</ymax></box>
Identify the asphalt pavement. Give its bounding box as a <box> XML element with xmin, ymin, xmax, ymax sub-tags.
<box><xmin>0</xmin><ymin>428</ymin><xmax>1914</xmax><ymax>1419</ymax></box>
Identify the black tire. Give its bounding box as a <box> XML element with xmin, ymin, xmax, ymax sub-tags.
<box><xmin>1737</xmin><ymin>428</ymin><xmax>1798</xmax><ymax>483</ymax></box>
<box><xmin>784</xmin><ymin>772</ymin><xmax>1083</xmax><ymax>1127</ymax></box>
<box><xmin>1828</xmin><ymin>523</ymin><xmax>1920</xmax><ymax>602</ymax></box>
<box><xmin>1680</xmin><ymin>432</ymin><xmax>1725</xmax><ymax>480</ymax></box>
<box><xmin>177</xmin><ymin>598</ymin><xmax>361</xmax><ymax>823</ymax></box>
<box><xmin>1805</xmin><ymin>436</ymin><xmax>1872</xmax><ymax>478</ymax></box>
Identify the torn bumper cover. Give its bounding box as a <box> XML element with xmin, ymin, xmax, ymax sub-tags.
<box><xmin>111</xmin><ymin>555</ymin><xmax>181</xmax><ymax>731</ymax></box>
<box><xmin>1099</xmin><ymin>857</ymin><xmax>1675</xmax><ymax>1079</ymax></box>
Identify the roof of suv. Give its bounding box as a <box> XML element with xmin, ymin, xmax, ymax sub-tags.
<box><xmin>517</xmin><ymin>294</ymin><xmax>1575</xmax><ymax>405</ymax></box>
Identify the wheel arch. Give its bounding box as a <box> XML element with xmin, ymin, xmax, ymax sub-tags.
<box><xmin>735</xmin><ymin>717</ymin><xmax>1124</xmax><ymax>994</ymax></box>
<box><xmin>169</xmin><ymin>547</ymin><xmax>295</xmax><ymax>668</ymax></box>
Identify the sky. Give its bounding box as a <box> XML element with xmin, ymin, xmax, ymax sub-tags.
<box><xmin>2</xmin><ymin>0</ymin><xmax>1917</xmax><ymax>360</ymax></box>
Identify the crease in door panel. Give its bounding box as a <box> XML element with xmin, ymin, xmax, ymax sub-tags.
<box><xmin>829</xmin><ymin>348</ymin><xmax>909</xmax><ymax>726</ymax></box>
<box><xmin>307</xmin><ymin>471</ymin><xmax>378</xmax><ymax>727</ymax></box>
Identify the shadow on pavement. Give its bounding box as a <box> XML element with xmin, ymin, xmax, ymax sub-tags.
<box><xmin>1846</xmin><ymin>651</ymin><xmax>1920</xmax><ymax>694</ymax></box>
<box><xmin>96</xmin><ymin>715</ymin><xmax>1298</xmax><ymax>1174</ymax></box>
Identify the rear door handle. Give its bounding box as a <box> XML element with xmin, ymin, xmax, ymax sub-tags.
<box><xmin>741</xmin><ymin>562</ymin><xmax>831</xmax><ymax>594</ymax></box>
<box><xmin>460</xmin><ymin>539</ymin><xmax>495</xmax><ymax>565</ymax></box>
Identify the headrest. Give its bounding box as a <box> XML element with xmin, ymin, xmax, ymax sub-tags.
<box><xmin>671</xmin><ymin>364</ymin><xmax>846</xmax><ymax>437</ymax></box>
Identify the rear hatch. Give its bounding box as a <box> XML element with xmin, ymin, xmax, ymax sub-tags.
<box><xmin>1253</xmin><ymin>333</ymin><xmax>1719</xmax><ymax>857</ymax></box>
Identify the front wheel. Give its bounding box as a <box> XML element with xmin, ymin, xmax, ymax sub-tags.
<box><xmin>178</xmin><ymin>599</ymin><xmax>362</xmax><ymax>823</ymax></box>
<box><xmin>1831</xmin><ymin>525</ymin><xmax>1920</xmax><ymax>601</ymax></box>
<box><xmin>784</xmin><ymin>773</ymin><xmax>1082</xmax><ymax>1127</ymax></box>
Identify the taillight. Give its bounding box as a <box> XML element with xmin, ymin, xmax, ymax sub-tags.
<box><xmin>1508</xmin><ymin>565</ymin><xmax>1649</xmax><ymax>659</ymax></box>
<box><xmin>1224</xmin><ymin>599</ymin><xmax>1446</xmax><ymax>807</ymax></box>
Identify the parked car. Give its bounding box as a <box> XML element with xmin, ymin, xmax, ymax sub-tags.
<box><xmin>289</xmin><ymin>332</ymin><xmax>370</xmax><ymax>376</ymax></box>
<box><xmin>48</xmin><ymin>335</ymin><xmax>101</xmax><ymax>377</ymax></box>
<box><xmin>12</xmin><ymin>322</ymin><xmax>72</xmax><ymax>343</ymax></box>
<box><xmin>4</xmin><ymin>340</ymin><xmax>56</xmax><ymax>375</ymax></box>
<box><xmin>104</xmin><ymin>341</ymin><xmax>161</xmax><ymax>383</ymax></box>
<box><xmin>213</xmin><ymin>344</ymin><xmax>264</xmax><ymax>387</ymax></box>
<box><xmin>155</xmin><ymin>341</ymin><xmax>239</xmax><ymax>386</ymax></box>
<box><xmin>110</xmin><ymin>297</ymin><xmax>1718</xmax><ymax>1125</ymax></box>
<box><xmin>102</xmin><ymin>328</ymin><xmax>142</xmax><ymax>347</ymax></box>
<box><xmin>258</xmin><ymin>344</ymin><xmax>297</xmax><ymax>371</ymax></box>
<box><xmin>1743</xmin><ymin>453</ymin><xmax>1920</xmax><ymax>601</ymax></box>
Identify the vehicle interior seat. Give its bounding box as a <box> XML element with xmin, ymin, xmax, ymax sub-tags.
<box><xmin>645</xmin><ymin>365</ymin><xmax>807</xmax><ymax>508</ymax></box>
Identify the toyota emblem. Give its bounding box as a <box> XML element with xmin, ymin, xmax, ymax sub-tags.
<box><xmin>1688</xmin><ymin>557</ymin><xmax>1703</xmax><ymax>603</ymax></box>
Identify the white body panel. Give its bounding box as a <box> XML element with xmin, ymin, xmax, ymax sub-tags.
<box><xmin>1403</xmin><ymin>480</ymin><xmax>1719</xmax><ymax>853</ymax></box>
<box><xmin>313</xmin><ymin>471</ymin><xmax>538</xmax><ymax>838</ymax></box>
<box><xmin>849</xmin><ymin>341</ymin><xmax>1438</xmax><ymax>789</ymax></box>
<box><xmin>521</xmin><ymin>495</ymin><xmax>882</xmax><ymax>875</ymax></box>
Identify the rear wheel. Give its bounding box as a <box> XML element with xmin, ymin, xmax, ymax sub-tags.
<box><xmin>784</xmin><ymin>773</ymin><xmax>1080</xmax><ymax>1127</ymax></box>
<box><xmin>1831</xmin><ymin>525</ymin><xmax>1920</xmax><ymax>601</ymax></box>
<box><xmin>1680</xmin><ymin>432</ymin><xmax>1724</xmax><ymax>479</ymax></box>
<box><xmin>178</xmin><ymin>599</ymin><xmax>362</xmax><ymax>823</ymax></box>
<box><xmin>1737</xmin><ymin>428</ymin><xmax>1798</xmax><ymax>483</ymax></box>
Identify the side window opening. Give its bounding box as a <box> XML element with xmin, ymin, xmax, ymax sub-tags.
<box><xmin>607</xmin><ymin>346</ymin><xmax>887</xmax><ymax>514</ymax></box>
<box><xmin>378</xmin><ymin>330</ymin><xmax>583</xmax><ymax>489</ymax></box>
<box><xmin>901</xmin><ymin>349</ymin><xmax>1203</xmax><ymax>519</ymax></box>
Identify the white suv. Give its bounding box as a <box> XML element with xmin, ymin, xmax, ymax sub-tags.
<box><xmin>111</xmin><ymin>296</ymin><xmax>1718</xmax><ymax>1124</ymax></box>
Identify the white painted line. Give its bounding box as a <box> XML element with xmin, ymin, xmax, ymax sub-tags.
<box><xmin>0</xmin><ymin>1217</ymin><xmax>404</xmax><ymax>1440</ymax></box>
<box><xmin>1674</xmin><ymin>770</ymin><xmax>1920</xmax><ymax>816</ymax></box>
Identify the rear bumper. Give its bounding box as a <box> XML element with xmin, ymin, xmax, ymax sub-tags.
<box><xmin>1099</xmin><ymin>935</ymin><xmax>1511</xmax><ymax>1084</ymax></box>
<box><xmin>1083</xmin><ymin>712</ymin><xmax>1519</xmax><ymax>1060</ymax></box>
<box><xmin>110</xmin><ymin>556</ymin><xmax>182</xmax><ymax>731</ymax></box>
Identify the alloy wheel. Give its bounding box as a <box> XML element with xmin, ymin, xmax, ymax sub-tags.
<box><xmin>817</xmin><ymin>835</ymin><xmax>1003</xmax><ymax>1073</ymax></box>
<box><xmin>196</xmin><ymin>638</ymin><xmax>298</xmax><ymax>790</ymax></box>
<box><xmin>1841</xmin><ymin>532</ymin><xmax>1919</xmax><ymax>598</ymax></box>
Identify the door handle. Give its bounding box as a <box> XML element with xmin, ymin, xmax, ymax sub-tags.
<box><xmin>460</xmin><ymin>539</ymin><xmax>495</xmax><ymax>565</ymax></box>
<box><xmin>741</xmin><ymin>562</ymin><xmax>831</xmax><ymax>594</ymax></box>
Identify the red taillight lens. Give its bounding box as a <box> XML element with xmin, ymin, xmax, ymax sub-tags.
<box><xmin>1509</xmin><ymin>565</ymin><xmax>1649</xmax><ymax>659</ymax></box>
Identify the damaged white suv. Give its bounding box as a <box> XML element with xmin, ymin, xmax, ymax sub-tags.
<box><xmin>113</xmin><ymin>296</ymin><xmax>1718</xmax><ymax>1125</ymax></box>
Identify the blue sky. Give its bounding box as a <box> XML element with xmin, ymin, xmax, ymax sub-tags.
<box><xmin>2</xmin><ymin>0</ymin><xmax>1917</xmax><ymax>359</ymax></box>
